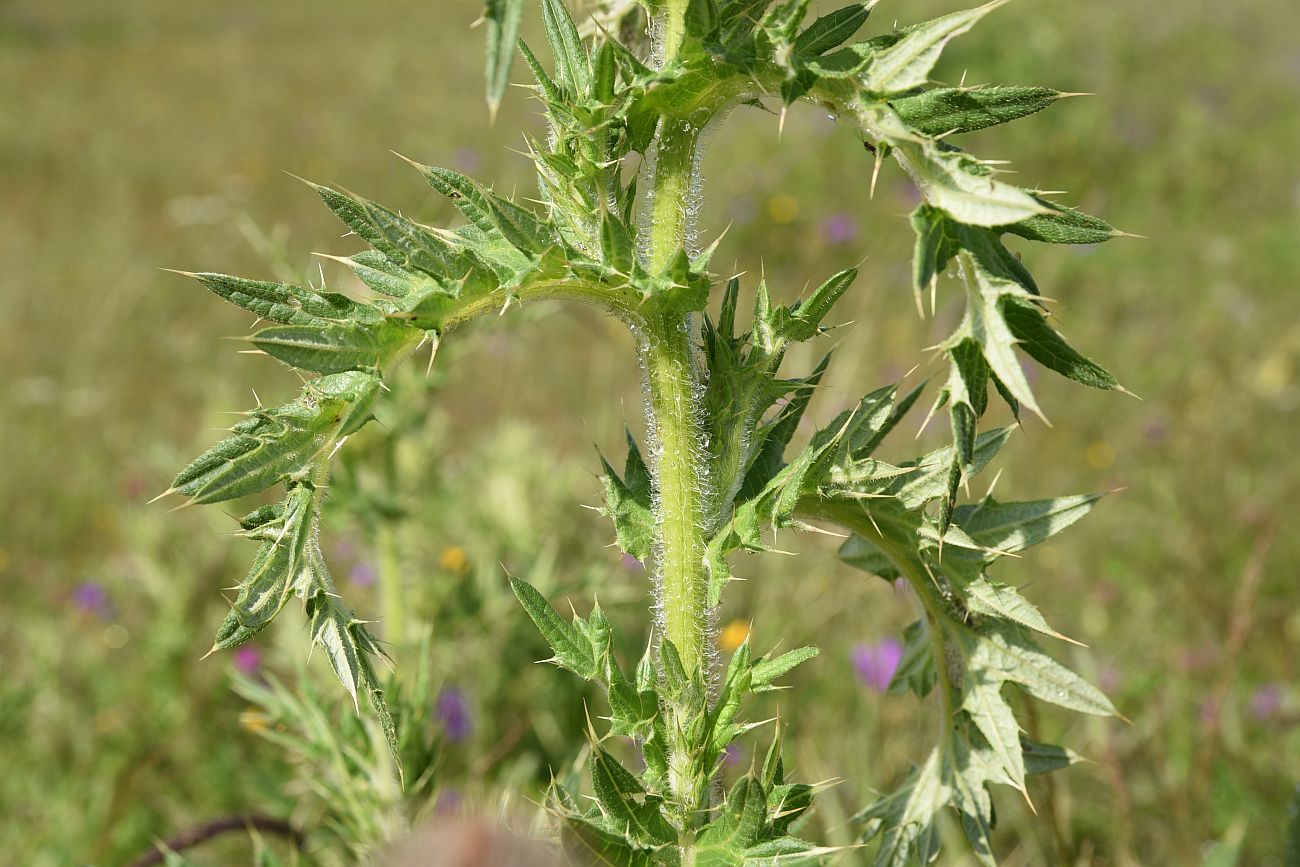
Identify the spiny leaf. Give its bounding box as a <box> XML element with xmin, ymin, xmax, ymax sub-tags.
<box><xmin>751</xmin><ymin>646</ymin><xmax>819</xmax><ymax>692</ymax></box>
<box><xmin>1021</xmin><ymin>737</ymin><xmax>1082</xmax><ymax>776</ymax></box>
<box><xmin>906</xmin><ymin>141</ymin><xmax>1050</xmax><ymax>228</ymax></box>
<box><xmin>340</xmin><ymin>250</ymin><xmax>439</xmax><ymax>299</ymax></box>
<box><xmin>862</xmin><ymin>1</ymin><xmax>1009</xmax><ymax>95</ymax></box>
<box><xmin>228</xmin><ymin>485</ymin><xmax>317</xmax><ymax>632</ymax></box>
<box><xmin>1001</xmin><ymin>297</ymin><xmax>1120</xmax><ymax>390</ymax></box>
<box><xmin>696</xmin><ymin>777</ymin><xmax>770</xmax><ymax>858</ymax></box>
<box><xmin>484</xmin><ymin>0</ymin><xmax>525</xmax><ymax>117</ymax></box>
<box><xmin>970</xmin><ymin>623</ymin><xmax>1117</xmax><ymax>716</ymax></box>
<box><xmin>963</xmin><ymin>576</ymin><xmax>1067</xmax><ymax>641</ymax></box>
<box><xmin>590</xmin><ymin>749</ymin><xmax>675</xmax><ymax>845</ymax></box>
<box><xmin>892</xmin><ymin>86</ymin><xmax>1065</xmax><ymax>137</ymax></box>
<box><xmin>962</xmin><ymin>676</ymin><xmax>1026</xmax><ymax>792</ymax></box>
<box><xmin>793</xmin><ymin>4</ymin><xmax>871</xmax><ymax>56</ymax></box>
<box><xmin>250</xmin><ymin>319</ymin><xmax>422</xmax><ymax>375</ymax></box>
<box><xmin>599</xmin><ymin>432</ymin><xmax>655</xmax><ymax>562</ymax></box>
<box><xmin>559</xmin><ymin>815</ymin><xmax>659</xmax><ymax>867</ymax></box>
<box><xmin>171</xmin><ymin>372</ymin><xmax>381</xmax><ymax>504</ymax></box>
<box><xmin>183</xmin><ymin>272</ymin><xmax>369</xmax><ymax>326</ymax></box>
<box><xmin>1006</xmin><ymin>202</ymin><xmax>1120</xmax><ymax>245</ymax></box>
<box><xmin>509</xmin><ymin>576</ymin><xmax>598</xmax><ymax>679</ymax></box>
<box><xmin>542</xmin><ymin>0</ymin><xmax>590</xmax><ymax>95</ymax></box>
<box><xmin>954</xmin><ymin>494</ymin><xmax>1102</xmax><ymax>554</ymax></box>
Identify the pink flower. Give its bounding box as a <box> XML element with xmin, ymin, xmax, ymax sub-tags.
<box><xmin>1251</xmin><ymin>684</ymin><xmax>1283</xmax><ymax>721</ymax></box>
<box><xmin>232</xmin><ymin>646</ymin><xmax>262</xmax><ymax>675</ymax></box>
<box><xmin>852</xmin><ymin>639</ymin><xmax>903</xmax><ymax>692</ymax></box>
<box><xmin>819</xmin><ymin>213</ymin><xmax>859</xmax><ymax>245</ymax></box>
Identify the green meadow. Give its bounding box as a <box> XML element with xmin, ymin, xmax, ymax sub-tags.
<box><xmin>1</xmin><ymin>0</ymin><xmax>1297</xmax><ymax>863</ymax></box>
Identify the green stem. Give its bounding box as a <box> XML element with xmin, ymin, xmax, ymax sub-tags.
<box><xmin>645</xmin><ymin>119</ymin><xmax>702</xmax><ymax>274</ymax></box>
<box><xmin>799</xmin><ymin>499</ymin><xmax>962</xmax><ymax>722</ymax></box>
<box><xmin>644</xmin><ymin>320</ymin><xmax>709</xmax><ymax>675</ymax></box>
<box><xmin>644</xmin><ymin>2</ymin><xmax>712</xmax><ymax>836</ymax></box>
<box><xmin>657</xmin><ymin>0</ymin><xmax>691</xmax><ymax>67</ymax></box>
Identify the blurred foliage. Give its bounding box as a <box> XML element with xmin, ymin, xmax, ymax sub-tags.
<box><xmin>0</xmin><ymin>0</ymin><xmax>1297</xmax><ymax>864</ymax></box>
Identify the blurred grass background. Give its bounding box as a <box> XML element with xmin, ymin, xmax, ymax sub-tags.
<box><xmin>1</xmin><ymin>0</ymin><xmax>1298</xmax><ymax>864</ymax></box>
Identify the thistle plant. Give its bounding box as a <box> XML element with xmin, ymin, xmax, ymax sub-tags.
<box><xmin>164</xmin><ymin>0</ymin><xmax>1129</xmax><ymax>862</ymax></box>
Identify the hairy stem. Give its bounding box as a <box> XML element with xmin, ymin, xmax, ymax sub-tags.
<box><xmin>644</xmin><ymin>2</ymin><xmax>712</xmax><ymax>843</ymax></box>
<box><xmin>645</xmin><ymin>323</ymin><xmax>709</xmax><ymax>671</ymax></box>
<box><xmin>657</xmin><ymin>0</ymin><xmax>691</xmax><ymax>66</ymax></box>
<box><xmin>645</xmin><ymin>119</ymin><xmax>703</xmax><ymax>274</ymax></box>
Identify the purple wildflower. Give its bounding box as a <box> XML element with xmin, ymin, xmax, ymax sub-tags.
<box><xmin>819</xmin><ymin>213</ymin><xmax>859</xmax><ymax>245</ymax></box>
<box><xmin>1251</xmin><ymin>684</ymin><xmax>1284</xmax><ymax>721</ymax></box>
<box><xmin>437</xmin><ymin>687</ymin><xmax>472</xmax><ymax>742</ymax></box>
<box><xmin>723</xmin><ymin>743</ymin><xmax>744</xmax><ymax>767</ymax></box>
<box><xmin>852</xmin><ymin>639</ymin><xmax>903</xmax><ymax>693</ymax></box>
<box><xmin>620</xmin><ymin>553</ymin><xmax>644</xmax><ymax>572</ymax></box>
<box><xmin>348</xmin><ymin>562</ymin><xmax>376</xmax><ymax>588</ymax></box>
<box><xmin>435</xmin><ymin>788</ymin><xmax>462</xmax><ymax>816</ymax></box>
<box><xmin>72</xmin><ymin>582</ymin><xmax>111</xmax><ymax>618</ymax></box>
<box><xmin>232</xmin><ymin>646</ymin><xmax>262</xmax><ymax>675</ymax></box>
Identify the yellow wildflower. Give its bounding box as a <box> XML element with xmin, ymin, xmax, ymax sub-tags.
<box><xmin>439</xmin><ymin>546</ymin><xmax>470</xmax><ymax>574</ymax></box>
<box><xmin>718</xmin><ymin>619</ymin><xmax>751</xmax><ymax>652</ymax></box>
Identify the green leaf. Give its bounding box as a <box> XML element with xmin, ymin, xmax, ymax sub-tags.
<box><xmin>1006</xmin><ymin>202</ymin><xmax>1120</xmax><ymax>245</ymax></box>
<box><xmin>970</xmin><ymin>623</ymin><xmax>1117</xmax><ymax>717</ymax></box>
<box><xmin>750</xmin><ymin>646</ymin><xmax>819</xmax><ymax>692</ymax></box>
<box><xmin>793</xmin><ymin>4</ymin><xmax>871</xmax><ymax>56</ymax></box>
<box><xmin>228</xmin><ymin>485</ymin><xmax>317</xmax><ymax>632</ymax></box>
<box><xmin>251</xmin><ymin>319</ymin><xmax>421</xmax><ymax>375</ymax></box>
<box><xmin>601</xmin><ymin>210</ymin><xmax>636</xmax><ymax>275</ymax></box>
<box><xmin>340</xmin><ymin>250</ymin><xmax>439</xmax><ymax>299</ymax></box>
<box><xmin>300</xmin><ymin>540</ymin><xmax>399</xmax><ymax>762</ymax></box>
<box><xmin>962</xmin><ymin>576</ymin><xmax>1064</xmax><ymax>641</ymax></box>
<box><xmin>696</xmin><ymin>777</ymin><xmax>770</xmax><ymax>862</ymax></box>
<box><xmin>891</xmin><ymin>427</ymin><xmax>1013</xmax><ymax>509</ymax></box>
<box><xmin>906</xmin><ymin>142</ymin><xmax>1050</xmax><ymax>227</ymax></box>
<box><xmin>909</xmin><ymin>203</ymin><xmax>954</xmax><ymax>294</ymax></box>
<box><xmin>590</xmin><ymin>749</ymin><xmax>675</xmax><ymax>845</ymax></box>
<box><xmin>763</xmin><ymin>0</ymin><xmax>815</xmax><ymax>42</ymax></box>
<box><xmin>686</xmin><ymin>0</ymin><xmax>723</xmax><ymax>41</ymax></box>
<box><xmin>888</xmin><ymin>620</ymin><xmax>936</xmax><ymax>698</ymax></box>
<box><xmin>184</xmin><ymin>272</ymin><xmax>369</xmax><ymax>326</ymax></box>
<box><xmin>560</xmin><ymin>816</ymin><xmax>659</xmax><ymax>867</ymax></box>
<box><xmin>542</xmin><ymin>0</ymin><xmax>590</xmax><ymax>95</ymax></box>
<box><xmin>509</xmin><ymin>577</ymin><xmax>598</xmax><ymax>679</ymax></box>
<box><xmin>416</xmin><ymin>163</ymin><xmax>552</xmax><ymax>255</ymax></box>
<box><xmin>862</xmin><ymin>1</ymin><xmax>1009</xmax><ymax>95</ymax></box>
<box><xmin>857</xmin><ymin>749</ymin><xmax>947</xmax><ymax>867</ymax></box>
<box><xmin>837</xmin><ymin>535</ymin><xmax>899</xmax><ymax>581</ymax></box>
<box><xmin>720</xmin><ymin>0</ymin><xmax>778</xmax><ymax>44</ymax></box>
<box><xmin>1021</xmin><ymin>737</ymin><xmax>1081</xmax><ymax>775</ymax></box>
<box><xmin>171</xmin><ymin>372</ymin><xmax>381</xmax><ymax>504</ymax></box>
<box><xmin>962</xmin><ymin>676</ymin><xmax>1026</xmax><ymax>792</ymax></box>
<box><xmin>599</xmin><ymin>432</ymin><xmax>656</xmax><ymax>562</ymax></box>
<box><xmin>954</xmin><ymin>494</ymin><xmax>1102</xmax><ymax>554</ymax></box>
<box><xmin>892</xmin><ymin>86</ymin><xmax>1063</xmax><ymax>137</ymax></box>
<box><xmin>308</xmin><ymin>181</ymin><xmax>485</xmax><ymax>282</ymax></box>
<box><xmin>775</xmin><ymin>268</ymin><xmax>856</xmax><ymax>342</ymax></box>
<box><xmin>960</xmin><ymin>252</ymin><xmax>1043</xmax><ymax>419</ymax></box>
<box><xmin>1001</xmin><ymin>296</ymin><xmax>1120</xmax><ymax>390</ymax></box>
<box><xmin>484</xmin><ymin>0</ymin><xmax>525</xmax><ymax>117</ymax></box>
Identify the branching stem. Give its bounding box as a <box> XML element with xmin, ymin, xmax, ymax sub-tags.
<box><xmin>799</xmin><ymin>500</ymin><xmax>962</xmax><ymax>725</ymax></box>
